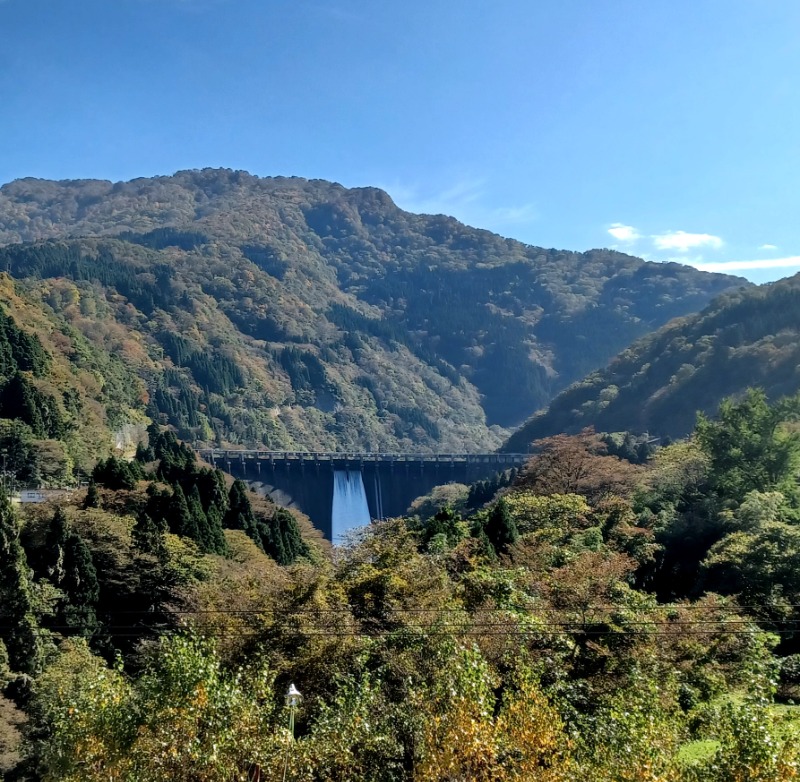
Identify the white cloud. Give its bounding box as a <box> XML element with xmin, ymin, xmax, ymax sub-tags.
<box><xmin>652</xmin><ymin>230</ymin><xmax>724</xmax><ymax>252</ymax></box>
<box><xmin>607</xmin><ymin>223</ymin><xmax>640</xmax><ymax>242</ymax></box>
<box><xmin>692</xmin><ymin>256</ymin><xmax>800</xmax><ymax>272</ymax></box>
<box><xmin>759</xmin><ymin>243</ymin><xmax>778</xmax><ymax>251</ymax></box>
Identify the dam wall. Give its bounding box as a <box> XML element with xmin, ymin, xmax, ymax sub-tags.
<box><xmin>198</xmin><ymin>451</ymin><xmax>528</xmax><ymax>542</ymax></box>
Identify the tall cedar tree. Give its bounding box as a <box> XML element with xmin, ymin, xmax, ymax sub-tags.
<box><xmin>168</xmin><ymin>483</ymin><xmax>200</xmax><ymax>542</ymax></box>
<box><xmin>43</xmin><ymin>507</ymin><xmax>69</xmax><ymax>583</ymax></box>
<box><xmin>262</xmin><ymin>508</ymin><xmax>307</xmax><ymax>565</ymax></box>
<box><xmin>0</xmin><ymin>373</ymin><xmax>64</xmax><ymax>439</ymax></box>
<box><xmin>59</xmin><ymin>531</ymin><xmax>100</xmax><ymax>638</ymax></box>
<box><xmin>0</xmin><ymin>489</ymin><xmax>41</xmax><ymax>673</ymax></box>
<box><xmin>484</xmin><ymin>497</ymin><xmax>519</xmax><ymax>556</ymax></box>
<box><xmin>188</xmin><ymin>483</ymin><xmax>227</xmax><ymax>554</ymax></box>
<box><xmin>132</xmin><ymin>512</ymin><xmax>168</xmax><ymax>560</ymax></box>
<box><xmin>223</xmin><ymin>480</ymin><xmax>305</xmax><ymax>563</ymax></box>
<box><xmin>42</xmin><ymin>508</ymin><xmax>100</xmax><ymax>638</ymax></box>
<box><xmin>92</xmin><ymin>456</ymin><xmax>138</xmax><ymax>491</ymax></box>
<box><xmin>224</xmin><ymin>479</ymin><xmax>259</xmax><ymax>541</ymax></box>
<box><xmin>83</xmin><ymin>478</ymin><xmax>100</xmax><ymax>509</ymax></box>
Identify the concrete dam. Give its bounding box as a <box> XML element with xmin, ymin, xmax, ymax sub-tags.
<box><xmin>197</xmin><ymin>450</ymin><xmax>528</xmax><ymax>543</ymax></box>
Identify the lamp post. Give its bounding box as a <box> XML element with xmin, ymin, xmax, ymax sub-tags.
<box><xmin>282</xmin><ymin>683</ymin><xmax>302</xmax><ymax>782</ymax></box>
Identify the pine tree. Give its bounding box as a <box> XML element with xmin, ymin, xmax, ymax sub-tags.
<box><xmin>0</xmin><ymin>373</ymin><xmax>45</xmax><ymax>437</ymax></box>
<box><xmin>144</xmin><ymin>483</ymin><xmax>171</xmax><ymax>532</ymax></box>
<box><xmin>204</xmin><ymin>502</ymin><xmax>228</xmax><ymax>556</ymax></box>
<box><xmin>92</xmin><ymin>456</ymin><xmax>137</xmax><ymax>491</ymax></box>
<box><xmin>0</xmin><ymin>488</ymin><xmax>41</xmax><ymax>673</ymax></box>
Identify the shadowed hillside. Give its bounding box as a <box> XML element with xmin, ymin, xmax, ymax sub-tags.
<box><xmin>504</xmin><ymin>272</ymin><xmax>800</xmax><ymax>449</ymax></box>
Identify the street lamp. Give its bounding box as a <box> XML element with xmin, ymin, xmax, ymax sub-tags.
<box><xmin>282</xmin><ymin>684</ymin><xmax>302</xmax><ymax>782</ymax></box>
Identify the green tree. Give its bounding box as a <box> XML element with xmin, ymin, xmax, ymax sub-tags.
<box><xmin>60</xmin><ymin>531</ymin><xmax>100</xmax><ymax>638</ymax></box>
<box><xmin>223</xmin><ymin>479</ymin><xmax>259</xmax><ymax>540</ymax></box>
<box><xmin>92</xmin><ymin>456</ymin><xmax>137</xmax><ymax>491</ymax></box>
<box><xmin>483</xmin><ymin>497</ymin><xmax>519</xmax><ymax>556</ymax></box>
<box><xmin>82</xmin><ymin>478</ymin><xmax>99</xmax><ymax>509</ymax></box>
<box><xmin>261</xmin><ymin>507</ymin><xmax>307</xmax><ymax>565</ymax></box>
<box><xmin>0</xmin><ymin>488</ymin><xmax>41</xmax><ymax>673</ymax></box>
<box><xmin>696</xmin><ymin>388</ymin><xmax>800</xmax><ymax>504</ymax></box>
<box><xmin>168</xmin><ymin>483</ymin><xmax>199</xmax><ymax>542</ymax></box>
<box><xmin>131</xmin><ymin>512</ymin><xmax>167</xmax><ymax>560</ymax></box>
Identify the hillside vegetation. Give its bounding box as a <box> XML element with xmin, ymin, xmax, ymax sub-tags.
<box><xmin>504</xmin><ymin>271</ymin><xmax>800</xmax><ymax>450</ymax></box>
<box><xmin>0</xmin><ymin>169</ymin><xmax>746</xmax><ymax>452</ymax></box>
<box><xmin>2</xmin><ymin>393</ymin><xmax>800</xmax><ymax>780</ymax></box>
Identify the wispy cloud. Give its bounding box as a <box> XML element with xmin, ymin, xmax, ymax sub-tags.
<box><xmin>385</xmin><ymin>179</ymin><xmax>538</xmax><ymax>229</ymax></box>
<box><xmin>692</xmin><ymin>256</ymin><xmax>800</xmax><ymax>272</ymax></box>
<box><xmin>759</xmin><ymin>243</ymin><xmax>778</xmax><ymax>251</ymax></box>
<box><xmin>652</xmin><ymin>230</ymin><xmax>724</xmax><ymax>252</ymax></box>
<box><xmin>488</xmin><ymin>202</ymin><xmax>539</xmax><ymax>225</ymax></box>
<box><xmin>387</xmin><ymin>178</ymin><xmax>486</xmax><ymax>216</ymax></box>
<box><xmin>607</xmin><ymin>223</ymin><xmax>640</xmax><ymax>242</ymax></box>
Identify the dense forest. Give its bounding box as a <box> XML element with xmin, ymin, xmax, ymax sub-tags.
<box><xmin>2</xmin><ymin>392</ymin><xmax>800</xmax><ymax>779</ymax></box>
<box><xmin>0</xmin><ymin>169</ymin><xmax>745</xmax><ymax>452</ymax></box>
<box><xmin>2</xmin><ymin>167</ymin><xmax>799</xmax><ymax>779</ymax></box>
<box><xmin>504</xmin><ymin>271</ymin><xmax>800</xmax><ymax>450</ymax></box>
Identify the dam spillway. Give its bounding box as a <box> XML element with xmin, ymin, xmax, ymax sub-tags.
<box><xmin>198</xmin><ymin>451</ymin><xmax>528</xmax><ymax>541</ymax></box>
<box><xmin>331</xmin><ymin>470</ymin><xmax>372</xmax><ymax>543</ymax></box>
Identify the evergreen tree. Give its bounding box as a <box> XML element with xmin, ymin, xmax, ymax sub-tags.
<box><xmin>195</xmin><ymin>468</ymin><xmax>230</xmax><ymax>519</ymax></box>
<box><xmin>262</xmin><ymin>507</ymin><xmax>306</xmax><ymax>565</ymax></box>
<box><xmin>0</xmin><ymin>373</ymin><xmax>46</xmax><ymax>437</ymax></box>
<box><xmin>224</xmin><ymin>479</ymin><xmax>259</xmax><ymax>541</ymax></box>
<box><xmin>43</xmin><ymin>506</ymin><xmax>69</xmax><ymax>583</ymax></box>
<box><xmin>144</xmin><ymin>484</ymin><xmax>171</xmax><ymax>533</ymax></box>
<box><xmin>132</xmin><ymin>512</ymin><xmax>168</xmax><ymax>560</ymax></box>
<box><xmin>168</xmin><ymin>483</ymin><xmax>199</xmax><ymax>542</ymax></box>
<box><xmin>92</xmin><ymin>456</ymin><xmax>137</xmax><ymax>491</ymax></box>
<box><xmin>204</xmin><ymin>502</ymin><xmax>229</xmax><ymax>556</ymax></box>
<box><xmin>0</xmin><ymin>488</ymin><xmax>41</xmax><ymax>674</ymax></box>
<box><xmin>484</xmin><ymin>497</ymin><xmax>519</xmax><ymax>556</ymax></box>
<box><xmin>83</xmin><ymin>478</ymin><xmax>100</xmax><ymax>509</ymax></box>
<box><xmin>187</xmin><ymin>483</ymin><xmax>214</xmax><ymax>553</ymax></box>
<box><xmin>60</xmin><ymin>532</ymin><xmax>100</xmax><ymax>638</ymax></box>
<box><xmin>258</xmin><ymin>517</ymin><xmax>286</xmax><ymax>564</ymax></box>
<box><xmin>135</xmin><ymin>440</ymin><xmax>155</xmax><ymax>463</ymax></box>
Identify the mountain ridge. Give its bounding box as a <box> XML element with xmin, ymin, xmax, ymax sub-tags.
<box><xmin>0</xmin><ymin>168</ymin><xmax>749</xmax><ymax>453</ymax></box>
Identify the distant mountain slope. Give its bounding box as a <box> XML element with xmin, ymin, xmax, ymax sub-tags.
<box><xmin>503</xmin><ymin>273</ymin><xmax>800</xmax><ymax>450</ymax></box>
<box><xmin>0</xmin><ymin>169</ymin><xmax>747</xmax><ymax>450</ymax></box>
<box><xmin>0</xmin><ymin>273</ymin><xmax>143</xmax><ymax>485</ymax></box>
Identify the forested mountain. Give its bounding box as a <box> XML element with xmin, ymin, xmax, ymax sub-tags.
<box><xmin>504</xmin><ymin>271</ymin><xmax>800</xmax><ymax>449</ymax></box>
<box><xmin>0</xmin><ymin>169</ymin><xmax>747</xmax><ymax>453</ymax></box>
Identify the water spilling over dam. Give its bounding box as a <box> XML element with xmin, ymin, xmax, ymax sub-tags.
<box><xmin>331</xmin><ymin>470</ymin><xmax>372</xmax><ymax>544</ymax></box>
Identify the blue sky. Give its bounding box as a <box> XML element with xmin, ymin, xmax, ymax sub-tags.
<box><xmin>1</xmin><ymin>0</ymin><xmax>799</xmax><ymax>283</ymax></box>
